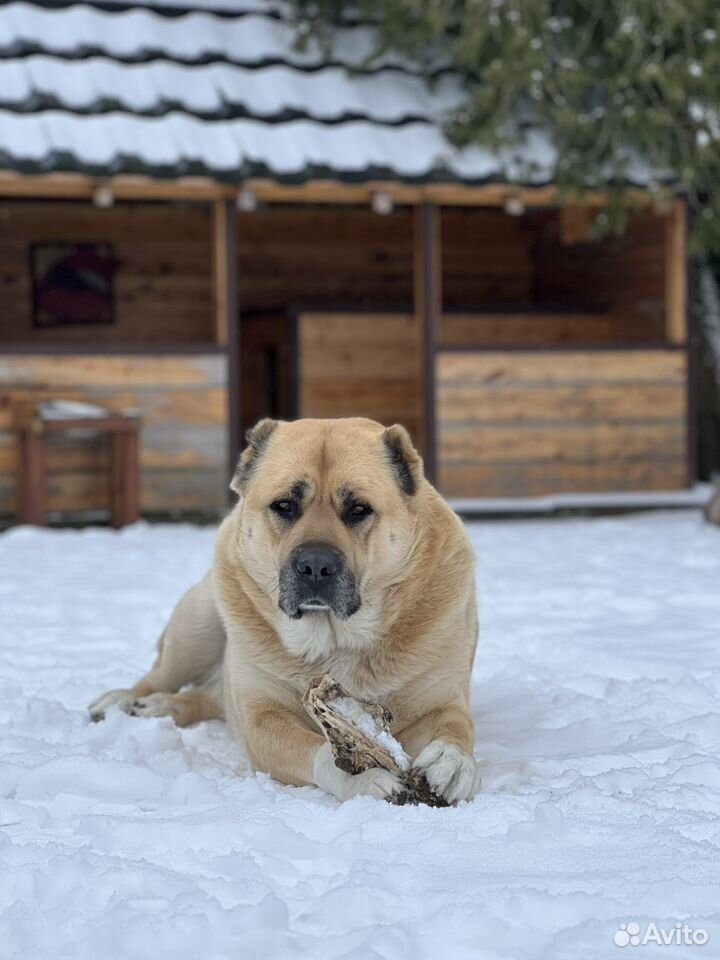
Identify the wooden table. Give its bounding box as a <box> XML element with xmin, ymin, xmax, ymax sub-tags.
<box><xmin>17</xmin><ymin>410</ymin><xmax>141</xmax><ymax>527</ymax></box>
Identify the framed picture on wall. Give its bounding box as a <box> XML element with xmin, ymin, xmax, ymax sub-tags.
<box><xmin>30</xmin><ymin>243</ymin><xmax>115</xmax><ymax>328</ymax></box>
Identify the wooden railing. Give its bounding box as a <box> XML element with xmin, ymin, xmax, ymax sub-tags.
<box><xmin>436</xmin><ymin>348</ymin><xmax>688</xmax><ymax>497</ymax></box>
<box><xmin>0</xmin><ymin>352</ymin><xmax>227</xmax><ymax>518</ymax></box>
<box><xmin>297</xmin><ymin>311</ymin><xmax>422</xmax><ymax>446</ymax></box>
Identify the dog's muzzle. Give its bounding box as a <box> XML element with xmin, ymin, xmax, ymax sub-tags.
<box><xmin>279</xmin><ymin>542</ymin><xmax>360</xmax><ymax>620</ymax></box>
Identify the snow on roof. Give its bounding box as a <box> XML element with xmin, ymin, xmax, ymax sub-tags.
<box><xmin>0</xmin><ymin>0</ymin><xmax>565</xmax><ymax>184</ymax></box>
<box><xmin>0</xmin><ymin>0</ymin><xmax>659</xmax><ymax>187</ymax></box>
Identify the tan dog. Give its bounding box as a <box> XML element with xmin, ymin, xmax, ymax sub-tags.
<box><xmin>89</xmin><ymin>418</ymin><xmax>480</xmax><ymax>803</ymax></box>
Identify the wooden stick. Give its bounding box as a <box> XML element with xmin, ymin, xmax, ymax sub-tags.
<box><xmin>303</xmin><ymin>674</ymin><xmax>449</xmax><ymax>807</ymax></box>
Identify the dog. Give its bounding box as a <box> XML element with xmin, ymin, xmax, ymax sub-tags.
<box><xmin>89</xmin><ymin>418</ymin><xmax>480</xmax><ymax>803</ymax></box>
<box><xmin>704</xmin><ymin>476</ymin><xmax>720</xmax><ymax>526</ymax></box>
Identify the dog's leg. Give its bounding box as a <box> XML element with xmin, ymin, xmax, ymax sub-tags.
<box><xmin>129</xmin><ymin>689</ymin><xmax>224</xmax><ymax>726</ymax></box>
<box><xmin>241</xmin><ymin>701</ymin><xmax>403</xmax><ymax>801</ymax></box>
<box><xmin>88</xmin><ymin>571</ymin><xmax>226</xmax><ymax>722</ymax></box>
<box><xmin>397</xmin><ymin>703</ymin><xmax>481</xmax><ymax>803</ymax></box>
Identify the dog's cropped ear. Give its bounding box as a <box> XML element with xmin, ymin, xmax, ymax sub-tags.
<box><xmin>382</xmin><ymin>424</ymin><xmax>423</xmax><ymax>496</ymax></box>
<box><xmin>231</xmin><ymin>418</ymin><xmax>279</xmax><ymax>495</ymax></box>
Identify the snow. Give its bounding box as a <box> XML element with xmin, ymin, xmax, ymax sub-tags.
<box><xmin>0</xmin><ymin>109</ymin><xmax>555</xmax><ymax>183</ymax></box>
<box><xmin>1</xmin><ymin>511</ymin><xmax>719</xmax><ymax>959</ymax></box>
<box><xmin>1</xmin><ymin>4</ymin><xmax>384</xmax><ymax>68</ymax></box>
<box><xmin>0</xmin><ymin>1</ymin><xmax>554</xmax><ymax>187</ymax></box>
<box><xmin>36</xmin><ymin>399</ymin><xmax>108</xmax><ymax>420</ymax></box>
<box><xmin>0</xmin><ymin>56</ymin><xmax>464</xmax><ymax>124</ymax></box>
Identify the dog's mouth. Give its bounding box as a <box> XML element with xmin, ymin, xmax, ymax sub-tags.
<box><xmin>281</xmin><ymin>591</ymin><xmax>361</xmax><ymax>620</ymax></box>
<box><xmin>299</xmin><ymin>599</ymin><xmax>331</xmax><ymax>612</ymax></box>
<box><xmin>278</xmin><ymin>549</ymin><xmax>361</xmax><ymax>621</ymax></box>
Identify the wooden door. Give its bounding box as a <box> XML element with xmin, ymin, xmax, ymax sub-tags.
<box><xmin>240</xmin><ymin>311</ymin><xmax>296</xmax><ymax>438</ymax></box>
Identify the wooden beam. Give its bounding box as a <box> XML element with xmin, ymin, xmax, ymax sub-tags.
<box><xmin>247</xmin><ymin>179</ymin><xmax>561</xmax><ymax>207</ymax></box>
<box><xmin>0</xmin><ymin>171</ymin><xmax>235</xmax><ymax>201</ymax></box>
<box><xmin>212</xmin><ymin>198</ymin><xmax>240</xmax><ymax>488</ymax></box>
<box><xmin>17</xmin><ymin>428</ymin><xmax>47</xmax><ymax>525</ymax></box>
<box><xmin>414</xmin><ymin>203</ymin><xmax>441</xmax><ymax>483</ymax></box>
<box><xmin>215</xmin><ymin>199</ymin><xmax>241</xmax><ymax>484</ymax></box>
<box><xmin>212</xmin><ymin>199</ymin><xmax>234</xmax><ymax>346</ymax></box>
<box><xmin>245</xmin><ymin>179</ymin><xmax>652</xmax><ymax>208</ymax></box>
<box><xmin>0</xmin><ymin>170</ymin><xmax>655</xmax><ymax>208</ymax></box>
<box><xmin>665</xmin><ymin>199</ymin><xmax>688</xmax><ymax>344</ymax></box>
<box><xmin>246</xmin><ymin>178</ymin><xmax>423</xmax><ymax>206</ymax></box>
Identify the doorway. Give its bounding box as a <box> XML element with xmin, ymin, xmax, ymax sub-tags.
<box><xmin>238</xmin><ymin>307</ymin><xmax>422</xmax><ymax>451</ymax></box>
<box><xmin>239</xmin><ymin>311</ymin><xmax>297</xmax><ymax>439</ymax></box>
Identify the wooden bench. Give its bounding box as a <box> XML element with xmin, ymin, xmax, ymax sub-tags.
<box><xmin>17</xmin><ymin>408</ymin><xmax>141</xmax><ymax>527</ymax></box>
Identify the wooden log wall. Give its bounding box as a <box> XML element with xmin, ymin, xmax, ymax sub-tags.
<box><xmin>439</xmin><ymin>312</ymin><xmax>617</xmax><ymax>346</ymax></box>
<box><xmin>234</xmin><ymin>207</ymin><xmax>531</xmax><ymax>311</ymax></box>
<box><xmin>441</xmin><ymin>208</ymin><xmax>532</xmax><ymax>308</ymax></box>
<box><xmin>0</xmin><ymin>200</ymin><xmax>214</xmax><ymax>343</ymax></box>
<box><xmin>0</xmin><ymin>354</ymin><xmax>228</xmax><ymax>518</ymax></box>
<box><xmin>439</xmin><ymin>210</ymin><xmax>668</xmax><ymax>346</ymax></box>
<box><xmin>0</xmin><ymin>201</ymin><xmax>670</xmax><ymax>348</ymax></box>
<box><xmin>0</xmin><ymin>204</ymin><xmax>531</xmax><ymax>343</ymax></box>
<box><xmin>297</xmin><ymin>312</ymin><xmax>421</xmax><ymax>442</ymax></box>
<box><xmin>436</xmin><ymin>349</ymin><xmax>688</xmax><ymax>497</ymax></box>
<box><xmin>236</xmin><ymin>208</ymin><xmax>414</xmax><ymax>308</ymax></box>
<box><xmin>531</xmin><ymin>209</ymin><xmax>667</xmax><ymax>341</ymax></box>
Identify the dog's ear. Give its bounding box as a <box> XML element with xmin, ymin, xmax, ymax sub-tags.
<box><xmin>231</xmin><ymin>418</ymin><xmax>279</xmax><ymax>494</ymax></box>
<box><xmin>382</xmin><ymin>424</ymin><xmax>423</xmax><ymax>496</ymax></box>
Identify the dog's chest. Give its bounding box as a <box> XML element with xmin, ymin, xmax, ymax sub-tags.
<box><xmin>278</xmin><ymin>607</ymin><xmax>384</xmax><ymax>694</ymax></box>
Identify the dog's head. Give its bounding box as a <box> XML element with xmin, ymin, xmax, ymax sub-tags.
<box><xmin>231</xmin><ymin>418</ymin><xmax>423</xmax><ymax>621</ymax></box>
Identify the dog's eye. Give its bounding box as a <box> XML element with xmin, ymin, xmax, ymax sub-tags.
<box><xmin>270</xmin><ymin>499</ymin><xmax>299</xmax><ymax>521</ymax></box>
<box><xmin>346</xmin><ymin>503</ymin><xmax>373</xmax><ymax>524</ymax></box>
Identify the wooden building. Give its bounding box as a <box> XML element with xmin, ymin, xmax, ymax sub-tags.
<box><xmin>0</xmin><ymin>0</ymin><xmax>691</xmax><ymax>521</ymax></box>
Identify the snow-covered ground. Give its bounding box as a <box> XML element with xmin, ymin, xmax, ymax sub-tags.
<box><xmin>1</xmin><ymin>512</ymin><xmax>719</xmax><ymax>959</ymax></box>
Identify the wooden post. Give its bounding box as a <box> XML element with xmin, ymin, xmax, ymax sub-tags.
<box><xmin>110</xmin><ymin>423</ymin><xmax>140</xmax><ymax>528</ymax></box>
<box><xmin>213</xmin><ymin>199</ymin><xmax>232</xmax><ymax>347</ymax></box>
<box><xmin>213</xmin><ymin>198</ymin><xmax>240</xmax><ymax>483</ymax></box>
<box><xmin>414</xmin><ymin>203</ymin><xmax>441</xmax><ymax>484</ymax></box>
<box><xmin>665</xmin><ymin>199</ymin><xmax>688</xmax><ymax>343</ymax></box>
<box><xmin>18</xmin><ymin>426</ymin><xmax>47</xmax><ymax>525</ymax></box>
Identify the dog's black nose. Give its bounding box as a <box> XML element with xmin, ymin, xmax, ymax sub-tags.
<box><xmin>295</xmin><ymin>543</ymin><xmax>341</xmax><ymax>585</ymax></box>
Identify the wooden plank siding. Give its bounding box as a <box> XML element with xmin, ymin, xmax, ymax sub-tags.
<box><xmin>0</xmin><ymin>354</ymin><xmax>228</xmax><ymax>518</ymax></box>
<box><xmin>236</xmin><ymin>208</ymin><xmax>414</xmax><ymax>309</ymax></box>
<box><xmin>232</xmin><ymin>207</ymin><xmax>532</xmax><ymax>312</ymax></box>
<box><xmin>436</xmin><ymin>350</ymin><xmax>688</xmax><ymax>497</ymax></box>
<box><xmin>297</xmin><ymin>312</ymin><xmax>421</xmax><ymax>443</ymax></box>
<box><xmin>531</xmin><ymin>209</ymin><xmax>668</xmax><ymax>341</ymax></box>
<box><xmin>441</xmin><ymin>209</ymin><xmax>532</xmax><ymax>308</ymax></box>
<box><xmin>439</xmin><ymin>312</ymin><xmax>619</xmax><ymax>346</ymax></box>
<box><xmin>0</xmin><ymin>201</ymin><xmax>671</xmax><ymax>344</ymax></box>
<box><xmin>0</xmin><ymin>201</ymin><xmax>215</xmax><ymax>344</ymax></box>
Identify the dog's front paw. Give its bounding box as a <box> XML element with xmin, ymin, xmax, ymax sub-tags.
<box><xmin>412</xmin><ymin>740</ymin><xmax>480</xmax><ymax>804</ymax></box>
<box><xmin>129</xmin><ymin>693</ymin><xmax>174</xmax><ymax>719</ymax></box>
<box><xmin>88</xmin><ymin>688</ymin><xmax>135</xmax><ymax>722</ymax></box>
<box><xmin>345</xmin><ymin>766</ymin><xmax>403</xmax><ymax>801</ymax></box>
<box><xmin>313</xmin><ymin>742</ymin><xmax>402</xmax><ymax>802</ymax></box>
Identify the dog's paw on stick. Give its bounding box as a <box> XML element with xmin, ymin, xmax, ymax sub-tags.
<box><xmin>303</xmin><ymin>674</ymin><xmax>450</xmax><ymax>807</ymax></box>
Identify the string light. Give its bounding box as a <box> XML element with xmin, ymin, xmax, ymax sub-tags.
<box><xmin>371</xmin><ymin>191</ymin><xmax>394</xmax><ymax>215</ymax></box>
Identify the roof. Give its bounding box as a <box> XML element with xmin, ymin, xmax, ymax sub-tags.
<box><xmin>0</xmin><ymin>0</ymin><xmax>561</xmax><ymax>185</ymax></box>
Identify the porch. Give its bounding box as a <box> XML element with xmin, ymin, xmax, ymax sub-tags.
<box><xmin>0</xmin><ymin>188</ymin><xmax>691</xmax><ymax>522</ymax></box>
